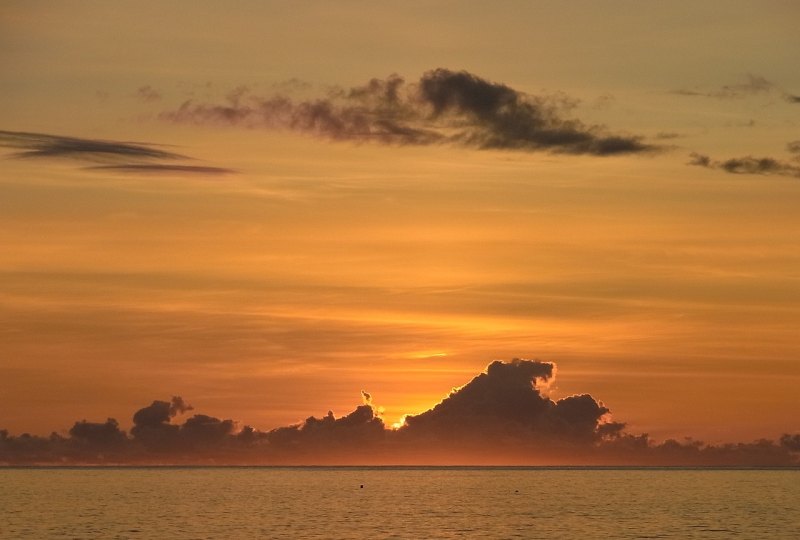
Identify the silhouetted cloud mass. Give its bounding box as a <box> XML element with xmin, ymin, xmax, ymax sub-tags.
<box><xmin>1</xmin><ymin>360</ymin><xmax>798</xmax><ymax>465</ymax></box>
<box><xmin>0</xmin><ymin>129</ymin><xmax>235</xmax><ymax>176</ymax></box>
<box><xmin>400</xmin><ymin>360</ymin><xmax>610</xmax><ymax>444</ymax></box>
<box><xmin>69</xmin><ymin>418</ymin><xmax>127</xmax><ymax>448</ymax></box>
<box><xmin>689</xmin><ymin>151</ymin><xmax>800</xmax><ymax>178</ymax></box>
<box><xmin>159</xmin><ymin>69</ymin><xmax>654</xmax><ymax>156</ymax></box>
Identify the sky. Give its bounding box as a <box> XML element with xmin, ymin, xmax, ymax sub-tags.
<box><xmin>1</xmin><ymin>1</ymin><xmax>800</xmax><ymax>464</ymax></box>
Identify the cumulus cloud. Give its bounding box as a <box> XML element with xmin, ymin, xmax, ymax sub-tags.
<box><xmin>69</xmin><ymin>418</ymin><xmax>127</xmax><ymax>448</ymax></box>
<box><xmin>689</xmin><ymin>151</ymin><xmax>800</xmax><ymax>178</ymax></box>
<box><xmin>0</xmin><ymin>129</ymin><xmax>235</xmax><ymax>177</ymax></box>
<box><xmin>159</xmin><ymin>68</ymin><xmax>655</xmax><ymax>156</ymax></box>
<box><xmin>396</xmin><ymin>359</ymin><xmax>618</xmax><ymax>460</ymax></box>
<box><xmin>132</xmin><ymin>396</ymin><xmax>193</xmax><ymax>430</ymax></box>
<box><xmin>781</xmin><ymin>434</ymin><xmax>800</xmax><ymax>451</ymax></box>
<box><xmin>1</xmin><ymin>360</ymin><xmax>798</xmax><ymax>465</ymax></box>
<box><xmin>265</xmin><ymin>404</ymin><xmax>385</xmax><ymax>459</ymax></box>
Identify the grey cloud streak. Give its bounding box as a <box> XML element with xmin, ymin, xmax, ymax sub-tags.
<box><xmin>86</xmin><ymin>164</ymin><xmax>236</xmax><ymax>175</ymax></box>
<box><xmin>0</xmin><ymin>129</ymin><xmax>235</xmax><ymax>177</ymax></box>
<box><xmin>1</xmin><ymin>359</ymin><xmax>798</xmax><ymax>466</ymax></box>
<box><xmin>672</xmin><ymin>74</ymin><xmax>800</xmax><ymax>103</ymax></box>
<box><xmin>159</xmin><ymin>69</ymin><xmax>655</xmax><ymax>156</ymax></box>
<box><xmin>689</xmin><ymin>152</ymin><xmax>800</xmax><ymax>178</ymax></box>
<box><xmin>0</xmin><ymin>129</ymin><xmax>184</xmax><ymax>162</ymax></box>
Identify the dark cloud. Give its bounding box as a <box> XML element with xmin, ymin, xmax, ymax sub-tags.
<box><xmin>0</xmin><ymin>129</ymin><xmax>235</xmax><ymax>177</ymax></box>
<box><xmin>180</xmin><ymin>414</ymin><xmax>236</xmax><ymax>446</ymax></box>
<box><xmin>672</xmin><ymin>74</ymin><xmax>800</xmax><ymax>105</ymax></box>
<box><xmin>716</xmin><ymin>74</ymin><xmax>774</xmax><ymax>97</ymax></box>
<box><xmin>688</xmin><ymin>152</ymin><xmax>713</xmax><ymax>168</ymax></box>
<box><xmin>265</xmin><ymin>404</ymin><xmax>385</xmax><ymax>459</ymax></box>
<box><xmin>86</xmin><ymin>164</ymin><xmax>236</xmax><ymax>175</ymax></box>
<box><xmin>136</xmin><ymin>85</ymin><xmax>162</xmax><ymax>102</ymax></box>
<box><xmin>0</xmin><ymin>129</ymin><xmax>183</xmax><ymax>162</ymax></box>
<box><xmin>130</xmin><ymin>397</ymin><xmax>193</xmax><ymax>452</ymax></box>
<box><xmin>159</xmin><ymin>68</ymin><xmax>655</xmax><ymax>156</ymax></box>
<box><xmin>672</xmin><ymin>74</ymin><xmax>784</xmax><ymax>100</ymax></box>
<box><xmin>689</xmin><ymin>151</ymin><xmax>800</xmax><ymax>178</ymax></box>
<box><xmin>786</xmin><ymin>141</ymin><xmax>800</xmax><ymax>156</ymax></box>
<box><xmin>399</xmin><ymin>359</ymin><xmax>612</xmax><ymax>446</ymax></box>
<box><xmin>132</xmin><ymin>396</ymin><xmax>193</xmax><ymax>429</ymax></box>
<box><xmin>69</xmin><ymin>418</ymin><xmax>127</xmax><ymax>447</ymax></box>
<box><xmin>1</xmin><ymin>361</ymin><xmax>798</xmax><ymax>465</ymax></box>
<box><xmin>781</xmin><ymin>434</ymin><xmax>800</xmax><ymax>452</ymax></box>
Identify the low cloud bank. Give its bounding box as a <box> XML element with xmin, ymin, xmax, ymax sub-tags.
<box><xmin>159</xmin><ymin>69</ymin><xmax>655</xmax><ymax>156</ymax></box>
<box><xmin>1</xmin><ymin>359</ymin><xmax>798</xmax><ymax>465</ymax></box>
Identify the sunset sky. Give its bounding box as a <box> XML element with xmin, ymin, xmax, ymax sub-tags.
<box><xmin>1</xmin><ymin>1</ymin><xmax>799</xmax><ymax>457</ymax></box>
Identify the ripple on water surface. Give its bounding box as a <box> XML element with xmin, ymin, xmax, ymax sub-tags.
<box><xmin>1</xmin><ymin>467</ymin><xmax>798</xmax><ymax>539</ymax></box>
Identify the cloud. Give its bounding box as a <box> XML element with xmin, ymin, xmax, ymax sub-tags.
<box><xmin>180</xmin><ymin>414</ymin><xmax>236</xmax><ymax>447</ymax></box>
<box><xmin>1</xmin><ymin>360</ymin><xmax>798</xmax><ymax>465</ymax></box>
<box><xmin>136</xmin><ymin>85</ymin><xmax>162</xmax><ymax>102</ymax></box>
<box><xmin>265</xmin><ymin>404</ymin><xmax>385</xmax><ymax>459</ymax></box>
<box><xmin>689</xmin><ymin>151</ymin><xmax>800</xmax><ymax>178</ymax></box>
<box><xmin>781</xmin><ymin>434</ymin><xmax>800</xmax><ymax>451</ymax></box>
<box><xmin>130</xmin><ymin>397</ymin><xmax>193</xmax><ymax>452</ymax></box>
<box><xmin>397</xmin><ymin>359</ymin><xmax>615</xmax><ymax>453</ymax></box>
<box><xmin>86</xmin><ymin>164</ymin><xmax>236</xmax><ymax>176</ymax></box>
<box><xmin>0</xmin><ymin>129</ymin><xmax>236</xmax><ymax>177</ymax></box>
<box><xmin>159</xmin><ymin>68</ymin><xmax>655</xmax><ymax>156</ymax></box>
<box><xmin>69</xmin><ymin>418</ymin><xmax>127</xmax><ymax>448</ymax></box>
<box><xmin>0</xmin><ymin>129</ymin><xmax>183</xmax><ymax>162</ymax></box>
<box><xmin>132</xmin><ymin>396</ymin><xmax>193</xmax><ymax>429</ymax></box>
<box><xmin>671</xmin><ymin>74</ymin><xmax>798</xmax><ymax>101</ymax></box>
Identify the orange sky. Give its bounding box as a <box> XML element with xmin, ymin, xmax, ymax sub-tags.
<box><xmin>1</xmin><ymin>1</ymin><xmax>800</xmax><ymax>447</ymax></box>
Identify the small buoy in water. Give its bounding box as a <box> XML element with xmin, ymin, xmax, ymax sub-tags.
<box><xmin>515</xmin><ymin>489</ymin><xmax>519</xmax><ymax>493</ymax></box>
<box><xmin>360</xmin><ymin>484</ymin><xmax>364</xmax><ymax>488</ymax></box>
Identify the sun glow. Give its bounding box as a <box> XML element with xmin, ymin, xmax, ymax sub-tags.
<box><xmin>408</xmin><ymin>351</ymin><xmax>448</xmax><ymax>360</ymax></box>
<box><xmin>391</xmin><ymin>415</ymin><xmax>410</xmax><ymax>430</ymax></box>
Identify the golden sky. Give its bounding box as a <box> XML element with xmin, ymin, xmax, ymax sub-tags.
<box><xmin>1</xmin><ymin>1</ymin><xmax>800</xmax><ymax>454</ymax></box>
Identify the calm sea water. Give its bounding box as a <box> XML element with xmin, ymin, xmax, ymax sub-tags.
<box><xmin>1</xmin><ymin>467</ymin><xmax>798</xmax><ymax>539</ymax></box>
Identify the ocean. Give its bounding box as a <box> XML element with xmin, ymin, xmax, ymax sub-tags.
<box><xmin>2</xmin><ymin>467</ymin><xmax>798</xmax><ymax>539</ymax></box>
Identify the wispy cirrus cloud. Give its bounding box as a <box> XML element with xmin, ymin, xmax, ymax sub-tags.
<box><xmin>87</xmin><ymin>164</ymin><xmax>235</xmax><ymax>175</ymax></box>
<box><xmin>0</xmin><ymin>129</ymin><xmax>234</xmax><ymax>176</ymax></box>
<box><xmin>0</xmin><ymin>129</ymin><xmax>183</xmax><ymax>161</ymax></box>
<box><xmin>159</xmin><ymin>68</ymin><xmax>656</xmax><ymax>156</ymax></box>
<box><xmin>671</xmin><ymin>73</ymin><xmax>800</xmax><ymax>104</ymax></box>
